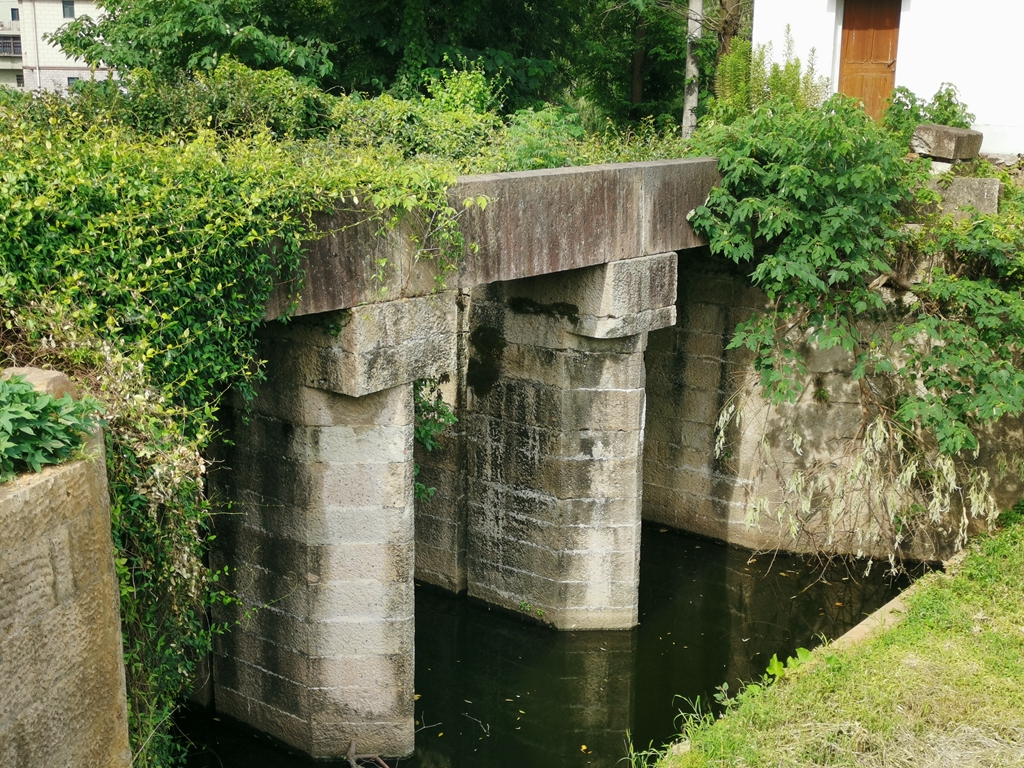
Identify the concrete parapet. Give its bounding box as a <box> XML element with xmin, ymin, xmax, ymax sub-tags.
<box><xmin>0</xmin><ymin>369</ymin><xmax>130</xmax><ymax>768</ymax></box>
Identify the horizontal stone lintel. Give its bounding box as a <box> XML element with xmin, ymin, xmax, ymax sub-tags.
<box><xmin>571</xmin><ymin>305</ymin><xmax>676</xmax><ymax>339</ymax></box>
<box><xmin>268</xmin><ymin>159</ymin><xmax>718</xmax><ymax>318</ymax></box>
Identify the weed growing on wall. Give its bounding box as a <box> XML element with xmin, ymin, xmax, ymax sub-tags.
<box><xmin>0</xmin><ymin>374</ymin><xmax>102</xmax><ymax>482</ymax></box>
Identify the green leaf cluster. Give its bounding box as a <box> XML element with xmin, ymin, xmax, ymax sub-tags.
<box><xmin>703</xmin><ymin>29</ymin><xmax>829</xmax><ymax>126</ymax></box>
<box><xmin>690</xmin><ymin>95</ymin><xmax>919</xmax><ymax>404</ymax></box>
<box><xmin>883</xmin><ymin>82</ymin><xmax>977</xmax><ymax>146</ymax></box>
<box><xmin>0</xmin><ymin>375</ymin><xmax>101</xmax><ymax>482</ymax></box>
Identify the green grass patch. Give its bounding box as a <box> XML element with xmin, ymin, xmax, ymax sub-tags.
<box><xmin>658</xmin><ymin>517</ymin><xmax>1024</xmax><ymax>767</ymax></box>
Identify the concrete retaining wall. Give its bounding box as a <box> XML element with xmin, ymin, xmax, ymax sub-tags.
<box><xmin>642</xmin><ymin>250</ymin><xmax>1023</xmax><ymax>561</ymax></box>
<box><xmin>0</xmin><ymin>370</ymin><xmax>130</xmax><ymax>768</ymax></box>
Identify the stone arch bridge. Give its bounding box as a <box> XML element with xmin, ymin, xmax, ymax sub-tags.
<box><xmin>207</xmin><ymin>158</ymin><xmax>779</xmax><ymax>759</ymax></box>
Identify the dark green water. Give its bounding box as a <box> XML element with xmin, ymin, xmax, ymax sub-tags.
<box><xmin>179</xmin><ymin>525</ymin><xmax>910</xmax><ymax>767</ymax></box>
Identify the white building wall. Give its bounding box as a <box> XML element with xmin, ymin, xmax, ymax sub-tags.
<box><xmin>751</xmin><ymin>0</ymin><xmax>1024</xmax><ymax>154</ymax></box>
<box><xmin>19</xmin><ymin>0</ymin><xmax>109</xmax><ymax>91</ymax></box>
<box><xmin>0</xmin><ymin>0</ymin><xmax>21</xmax><ymax>86</ymax></box>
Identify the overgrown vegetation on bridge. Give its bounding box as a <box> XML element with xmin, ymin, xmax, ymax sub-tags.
<box><xmin>0</xmin><ymin>63</ymin><xmax>688</xmax><ymax>764</ymax></box>
<box><xmin>2</xmin><ymin>30</ymin><xmax>1020</xmax><ymax>766</ymax></box>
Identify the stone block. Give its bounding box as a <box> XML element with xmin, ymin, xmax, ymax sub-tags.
<box><xmin>1</xmin><ymin>367</ymin><xmax>78</xmax><ymax>400</ymax></box>
<box><xmin>926</xmin><ymin>176</ymin><xmax>1002</xmax><ymax>220</ymax></box>
<box><xmin>910</xmin><ymin>123</ymin><xmax>984</xmax><ymax>161</ymax></box>
<box><xmin>261</xmin><ymin>296</ymin><xmax>457</xmax><ymax>397</ymax></box>
<box><xmin>642</xmin><ymin>159</ymin><xmax>721</xmax><ymax>254</ymax></box>
<box><xmin>241</xmin><ymin>381</ymin><xmax>413</xmax><ymax>427</ymax></box>
<box><xmin>497</xmin><ymin>343</ymin><xmax>646</xmax><ymax>391</ymax></box>
<box><xmin>681</xmin><ymin>302</ymin><xmax>726</xmax><ymax>334</ymax></box>
<box><xmin>232</xmin><ymin>414</ymin><xmax>410</xmax><ymax>465</ymax></box>
<box><xmin>502</xmin><ymin>251</ymin><xmax>676</xmax><ymax>320</ymax></box>
<box><xmin>0</xmin><ymin>450</ymin><xmax>129</xmax><ymax>768</ymax></box>
<box><xmin>494</xmin><ymin>252</ymin><xmax>677</xmax><ymax>340</ymax></box>
<box><xmin>229</xmin><ymin>450</ymin><xmax>412</xmax><ymax>511</ymax></box>
<box><xmin>573</xmin><ymin>306</ymin><xmax>674</xmax><ymax>339</ymax></box>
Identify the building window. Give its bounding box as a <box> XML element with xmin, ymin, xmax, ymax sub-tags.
<box><xmin>63</xmin><ymin>1</ymin><xmax>75</xmax><ymax>19</ymax></box>
<box><xmin>0</xmin><ymin>36</ymin><xmax>20</xmax><ymax>56</ymax></box>
<box><xmin>11</xmin><ymin>8</ymin><xmax>19</xmax><ymax>22</ymax></box>
<box><xmin>16</xmin><ymin>74</ymin><xmax>23</xmax><ymax>88</ymax></box>
<box><xmin>67</xmin><ymin>76</ymin><xmax>80</xmax><ymax>87</ymax></box>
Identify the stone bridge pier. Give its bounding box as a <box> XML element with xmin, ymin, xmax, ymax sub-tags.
<box><xmin>210</xmin><ymin>296</ymin><xmax>456</xmax><ymax>759</ymax></box>
<box><xmin>460</xmin><ymin>253</ymin><xmax>677</xmax><ymax>629</ymax></box>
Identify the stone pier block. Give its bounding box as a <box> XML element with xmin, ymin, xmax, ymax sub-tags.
<box><xmin>213</xmin><ymin>308</ymin><xmax>422</xmax><ymax>760</ymax></box>
<box><xmin>258</xmin><ymin>294</ymin><xmax>457</xmax><ymax>397</ymax></box>
<box><xmin>455</xmin><ymin>255</ymin><xmax>674</xmax><ymax>630</ymax></box>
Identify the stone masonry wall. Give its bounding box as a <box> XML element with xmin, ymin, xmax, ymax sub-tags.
<box><xmin>643</xmin><ymin>251</ymin><xmax>1024</xmax><ymax>561</ymax></box>
<box><xmin>415</xmin><ymin>254</ymin><xmax>677</xmax><ymax>629</ymax></box>
<box><xmin>212</xmin><ymin>385</ymin><xmax>416</xmax><ymax>758</ymax></box>
<box><xmin>0</xmin><ymin>369</ymin><xmax>130</xmax><ymax>768</ymax></box>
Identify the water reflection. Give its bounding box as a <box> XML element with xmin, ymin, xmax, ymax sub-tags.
<box><xmin>180</xmin><ymin>526</ymin><xmax>909</xmax><ymax>767</ymax></box>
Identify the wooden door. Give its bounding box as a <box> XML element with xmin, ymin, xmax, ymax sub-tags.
<box><xmin>839</xmin><ymin>0</ymin><xmax>902</xmax><ymax>120</ymax></box>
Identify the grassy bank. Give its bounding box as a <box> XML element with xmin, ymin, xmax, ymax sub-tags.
<box><xmin>658</xmin><ymin>509</ymin><xmax>1024</xmax><ymax>768</ymax></box>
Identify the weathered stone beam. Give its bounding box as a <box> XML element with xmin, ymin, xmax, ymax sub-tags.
<box><xmin>266</xmin><ymin>158</ymin><xmax>719</xmax><ymax>319</ymax></box>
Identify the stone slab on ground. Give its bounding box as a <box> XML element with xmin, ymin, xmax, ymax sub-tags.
<box><xmin>911</xmin><ymin>123</ymin><xmax>984</xmax><ymax>161</ymax></box>
<box><xmin>927</xmin><ymin>176</ymin><xmax>1002</xmax><ymax>219</ymax></box>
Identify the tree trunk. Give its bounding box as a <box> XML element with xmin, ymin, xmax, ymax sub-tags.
<box><xmin>716</xmin><ymin>0</ymin><xmax>742</xmax><ymax>66</ymax></box>
<box><xmin>631</xmin><ymin>13</ymin><xmax>648</xmax><ymax>105</ymax></box>
<box><xmin>682</xmin><ymin>0</ymin><xmax>702</xmax><ymax>136</ymax></box>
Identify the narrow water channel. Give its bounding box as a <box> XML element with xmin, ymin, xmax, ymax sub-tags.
<box><xmin>180</xmin><ymin>525</ymin><xmax>910</xmax><ymax>767</ymax></box>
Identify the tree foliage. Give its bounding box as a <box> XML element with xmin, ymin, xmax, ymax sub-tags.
<box><xmin>50</xmin><ymin>0</ymin><xmax>709</xmax><ymax>121</ymax></box>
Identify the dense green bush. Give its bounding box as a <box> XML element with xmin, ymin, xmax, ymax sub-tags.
<box><xmin>690</xmin><ymin>92</ymin><xmax>1024</xmax><ymax>552</ymax></box>
<box><xmin>883</xmin><ymin>82</ymin><xmax>977</xmax><ymax>146</ymax></box>
<box><xmin>691</xmin><ymin>95</ymin><xmax>919</xmax><ymax>403</ymax></box>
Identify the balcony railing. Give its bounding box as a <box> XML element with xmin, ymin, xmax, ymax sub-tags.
<box><xmin>0</xmin><ymin>20</ymin><xmax>20</xmax><ymax>32</ymax></box>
